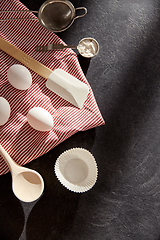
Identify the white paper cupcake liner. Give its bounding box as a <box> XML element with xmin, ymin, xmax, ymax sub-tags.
<box><xmin>54</xmin><ymin>148</ymin><xmax>98</xmax><ymax>193</ymax></box>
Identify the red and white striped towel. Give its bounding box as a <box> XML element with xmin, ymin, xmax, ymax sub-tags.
<box><xmin>0</xmin><ymin>0</ymin><xmax>105</xmax><ymax>175</ymax></box>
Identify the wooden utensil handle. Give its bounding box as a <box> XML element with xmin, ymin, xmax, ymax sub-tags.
<box><xmin>0</xmin><ymin>144</ymin><xmax>17</xmax><ymax>172</ymax></box>
<box><xmin>0</xmin><ymin>37</ymin><xmax>53</xmax><ymax>79</ymax></box>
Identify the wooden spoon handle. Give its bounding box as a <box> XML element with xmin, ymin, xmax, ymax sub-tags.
<box><xmin>0</xmin><ymin>144</ymin><xmax>19</xmax><ymax>173</ymax></box>
<box><xmin>0</xmin><ymin>37</ymin><xmax>52</xmax><ymax>79</ymax></box>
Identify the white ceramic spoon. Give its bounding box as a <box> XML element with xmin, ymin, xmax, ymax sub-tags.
<box><xmin>0</xmin><ymin>144</ymin><xmax>44</xmax><ymax>202</ymax></box>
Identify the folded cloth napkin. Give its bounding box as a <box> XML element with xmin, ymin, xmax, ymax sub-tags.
<box><xmin>0</xmin><ymin>0</ymin><xmax>105</xmax><ymax>175</ymax></box>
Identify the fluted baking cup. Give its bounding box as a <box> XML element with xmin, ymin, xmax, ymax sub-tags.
<box><xmin>54</xmin><ymin>148</ymin><xmax>98</xmax><ymax>193</ymax></box>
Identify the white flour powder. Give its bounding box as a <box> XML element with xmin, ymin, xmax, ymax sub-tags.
<box><xmin>77</xmin><ymin>38</ymin><xmax>99</xmax><ymax>58</ymax></box>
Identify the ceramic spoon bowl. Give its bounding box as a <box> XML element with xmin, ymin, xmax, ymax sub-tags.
<box><xmin>0</xmin><ymin>144</ymin><xmax>44</xmax><ymax>202</ymax></box>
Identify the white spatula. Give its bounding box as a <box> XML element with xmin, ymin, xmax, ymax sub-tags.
<box><xmin>0</xmin><ymin>37</ymin><xmax>89</xmax><ymax>108</ymax></box>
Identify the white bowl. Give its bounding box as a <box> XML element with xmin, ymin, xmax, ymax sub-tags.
<box><xmin>54</xmin><ymin>148</ymin><xmax>98</xmax><ymax>193</ymax></box>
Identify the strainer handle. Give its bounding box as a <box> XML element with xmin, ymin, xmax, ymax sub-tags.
<box><xmin>74</xmin><ymin>7</ymin><xmax>87</xmax><ymax>20</ymax></box>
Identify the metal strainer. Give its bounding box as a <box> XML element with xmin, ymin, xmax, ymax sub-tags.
<box><xmin>38</xmin><ymin>0</ymin><xmax>87</xmax><ymax>32</ymax></box>
<box><xmin>0</xmin><ymin>0</ymin><xmax>87</xmax><ymax>32</ymax></box>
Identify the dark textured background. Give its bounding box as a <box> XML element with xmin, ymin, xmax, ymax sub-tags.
<box><xmin>1</xmin><ymin>0</ymin><xmax>160</xmax><ymax>239</ymax></box>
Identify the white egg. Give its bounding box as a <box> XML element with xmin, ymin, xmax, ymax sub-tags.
<box><xmin>7</xmin><ymin>64</ymin><xmax>32</xmax><ymax>90</ymax></box>
<box><xmin>0</xmin><ymin>97</ymin><xmax>11</xmax><ymax>126</ymax></box>
<box><xmin>27</xmin><ymin>107</ymin><xmax>54</xmax><ymax>131</ymax></box>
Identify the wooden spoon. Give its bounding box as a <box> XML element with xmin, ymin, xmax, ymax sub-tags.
<box><xmin>0</xmin><ymin>144</ymin><xmax>44</xmax><ymax>202</ymax></box>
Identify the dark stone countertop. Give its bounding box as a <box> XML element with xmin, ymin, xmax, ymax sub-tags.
<box><xmin>1</xmin><ymin>0</ymin><xmax>160</xmax><ymax>239</ymax></box>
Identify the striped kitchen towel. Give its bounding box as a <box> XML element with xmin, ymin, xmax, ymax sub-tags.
<box><xmin>0</xmin><ymin>0</ymin><xmax>104</xmax><ymax>175</ymax></box>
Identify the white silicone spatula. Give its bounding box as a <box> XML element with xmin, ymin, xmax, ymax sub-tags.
<box><xmin>0</xmin><ymin>37</ymin><xmax>89</xmax><ymax>108</ymax></box>
<box><xmin>0</xmin><ymin>144</ymin><xmax>44</xmax><ymax>202</ymax></box>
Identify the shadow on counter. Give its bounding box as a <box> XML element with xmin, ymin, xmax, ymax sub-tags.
<box><xmin>25</xmin><ymin>128</ymin><xmax>95</xmax><ymax>240</ymax></box>
<box><xmin>0</xmin><ymin>173</ymin><xmax>25</xmax><ymax>240</ymax></box>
